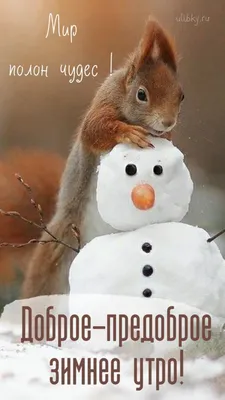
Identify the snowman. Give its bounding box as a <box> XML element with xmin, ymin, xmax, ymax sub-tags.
<box><xmin>1</xmin><ymin>137</ymin><xmax>225</xmax><ymax>395</ymax></box>
<box><xmin>69</xmin><ymin>137</ymin><xmax>225</xmax><ymax>320</ymax></box>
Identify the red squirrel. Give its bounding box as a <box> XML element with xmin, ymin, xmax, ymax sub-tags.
<box><xmin>22</xmin><ymin>17</ymin><xmax>184</xmax><ymax>298</ymax></box>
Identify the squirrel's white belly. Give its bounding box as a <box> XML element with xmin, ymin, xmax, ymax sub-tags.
<box><xmin>80</xmin><ymin>170</ymin><xmax>117</xmax><ymax>245</ymax></box>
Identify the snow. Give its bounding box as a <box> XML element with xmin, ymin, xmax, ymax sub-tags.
<box><xmin>96</xmin><ymin>138</ymin><xmax>193</xmax><ymax>231</ymax></box>
<box><xmin>69</xmin><ymin>222</ymin><xmax>225</xmax><ymax>318</ymax></box>
<box><xmin>1</xmin><ymin>138</ymin><xmax>225</xmax><ymax>398</ymax></box>
<box><xmin>67</xmin><ymin>137</ymin><xmax>225</xmax><ymax>396</ymax></box>
<box><xmin>1</xmin><ymin>313</ymin><xmax>225</xmax><ymax>399</ymax></box>
<box><xmin>79</xmin><ymin>167</ymin><xmax>117</xmax><ymax>246</ymax></box>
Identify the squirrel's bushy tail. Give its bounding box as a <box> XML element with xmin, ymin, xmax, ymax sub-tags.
<box><xmin>0</xmin><ymin>149</ymin><xmax>65</xmax><ymax>287</ymax></box>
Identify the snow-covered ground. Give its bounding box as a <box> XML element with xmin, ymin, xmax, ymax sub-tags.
<box><xmin>1</xmin><ymin>295</ymin><xmax>225</xmax><ymax>399</ymax></box>
<box><xmin>1</xmin><ymin>331</ymin><xmax>225</xmax><ymax>399</ymax></box>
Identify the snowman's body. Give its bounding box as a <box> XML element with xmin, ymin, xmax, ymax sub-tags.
<box><xmin>69</xmin><ymin>222</ymin><xmax>225</xmax><ymax>318</ymax></box>
<box><xmin>69</xmin><ymin>137</ymin><xmax>225</xmax><ymax>320</ymax></box>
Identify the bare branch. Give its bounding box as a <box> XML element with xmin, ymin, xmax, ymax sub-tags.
<box><xmin>0</xmin><ymin>239</ymin><xmax>62</xmax><ymax>248</ymax></box>
<box><xmin>207</xmin><ymin>228</ymin><xmax>225</xmax><ymax>243</ymax></box>
<box><xmin>0</xmin><ymin>209</ymin><xmax>41</xmax><ymax>230</ymax></box>
<box><xmin>0</xmin><ymin>174</ymin><xmax>81</xmax><ymax>253</ymax></box>
<box><xmin>71</xmin><ymin>224</ymin><xmax>81</xmax><ymax>252</ymax></box>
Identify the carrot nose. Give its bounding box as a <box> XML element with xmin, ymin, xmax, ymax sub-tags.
<box><xmin>131</xmin><ymin>184</ymin><xmax>155</xmax><ymax>210</ymax></box>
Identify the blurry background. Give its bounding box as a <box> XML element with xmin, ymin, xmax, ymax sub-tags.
<box><xmin>0</xmin><ymin>0</ymin><xmax>224</xmax><ymax>308</ymax></box>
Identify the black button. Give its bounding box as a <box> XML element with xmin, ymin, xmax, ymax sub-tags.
<box><xmin>143</xmin><ymin>265</ymin><xmax>153</xmax><ymax>277</ymax></box>
<box><xmin>143</xmin><ymin>289</ymin><xmax>152</xmax><ymax>298</ymax></box>
<box><xmin>153</xmin><ymin>165</ymin><xmax>163</xmax><ymax>175</ymax></box>
<box><xmin>142</xmin><ymin>242</ymin><xmax>152</xmax><ymax>253</ymax></box>
<box><xmin>125</xmin><ymin>164</ymin><xmax>137</xmax><ymax>176</ymax></box>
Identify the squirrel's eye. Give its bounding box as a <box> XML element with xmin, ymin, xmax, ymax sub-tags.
<box><xmin>137</xmin><ymin>88</ymin><xmax>147</xmax><ymax>102</ymax></box>
<box><xmin>180</xmin><ymin>92</ymin><xmax>185</xmax><ymax>102</ymax></box>
<box><xmin>125</xmin><ymin>164</ymin><xmax>137</xmax><ymax>176</ymax></box>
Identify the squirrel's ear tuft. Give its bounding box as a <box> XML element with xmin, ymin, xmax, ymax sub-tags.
<box><xmin>133</xmin><ymin>17</ymin><xmax>178</xmax><ymax>74</ymax></box>
<box><xmin>124</xmin><ymin>59</ymin><xmax>137</xmax><ymax>86</ymax></box>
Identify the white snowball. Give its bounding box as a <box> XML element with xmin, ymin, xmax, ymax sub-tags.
<box><xmin>96</xmin><ymin>137</ymin><xmax>193</xmax><ymax>231</ymax></box>
<box><xmin>69</xmin><ymin>222</ymin><xmax>225</xmax><ymax>318</ymax></box>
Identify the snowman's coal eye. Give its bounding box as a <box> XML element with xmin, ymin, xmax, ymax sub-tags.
<box><xmin>125</xmin><ymin>164</ymin><xmax>137</xmax><ymax>176</ymax></box>
<box><xmin>153</xmin><ymin>165</ymin><xmax>163</xmax><ymax>175</ymax></box>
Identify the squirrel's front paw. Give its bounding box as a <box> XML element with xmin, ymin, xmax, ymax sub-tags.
<box><xmin>117</xmin><ymin>125</ymin><xmax>154</xmax><ymax>149</ymax></box>
<box><xmin>160</xmin><ymin>131</ymin><xmax>172</xmax><ymax>141</ymax></box>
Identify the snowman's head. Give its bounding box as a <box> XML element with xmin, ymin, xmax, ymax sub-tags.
<box><xmin>96</xmin><ymin>137</ymin><xmax>193</xmax><ymax>231</ymax></box>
